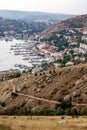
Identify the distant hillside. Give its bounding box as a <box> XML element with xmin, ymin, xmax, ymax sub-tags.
<box><xmin>0</xmin><ymin>17</ymin><xmax>29</xmax><ymax>36</ymax></box>
<box><xmin>40</xmin><ymin>14</ymin><xmax>87</xmax><ymax>38</ymax></box>
<box><xmin>0</xmin><ymin>10</ymin><xmax>74</xmax><ymax>23</ymax></box>
<box><xmin>0</xmin><ymin>64</ymin><xmax>87</xmax><ymax>115</ymax></box>
<box><xmin>0</xmin><ymin>11</ymin><xmax>75</xmax><ymax>36</ymax></box>
<box><xmin>0</xmin><ymin>16</ymin><xmax>52</xmax><ymax>36</ymax></box>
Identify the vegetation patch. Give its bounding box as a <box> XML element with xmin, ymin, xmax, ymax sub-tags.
<box><xmin>0</xmin><ymin>102</ymin><xmax>6</xmax><ymax>107</ymax></box>
<box><xmin>0</xmin><ymin>124</ymin><xmax>11</xmax><ymax>130</ymax></box>
<box><xmin>11</xmin><ymin>92</ymin><xmax>18</xmax><ymax>97</ymax></box>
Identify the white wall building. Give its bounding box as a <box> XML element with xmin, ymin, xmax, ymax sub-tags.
<box><xmin>83</xmin><ymin>29</ymin><xmax>87</xmax><ymax>35</ymax></box>
<box><xmin>79</xmin><ymin>43</ymin><xmax>87</xmax><ymax>54</ymax></box>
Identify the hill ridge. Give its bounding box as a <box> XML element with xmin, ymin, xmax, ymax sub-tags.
<box><xmin>40</xmin><ymin>14</ymin><xmax>87</xmax><ymax>37</ymax></box>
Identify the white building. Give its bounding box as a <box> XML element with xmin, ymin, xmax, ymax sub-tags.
<box><xmin>83</xmin><ymin>29</ymin><xmax>87</xmax><ymax>35</ymax></box>
<box><xmin>65</xmin><ymin>62</ymin><xmax>74</xmax><ymax>66</ymax></box>
<box><xmin>79</xmin><ymin>43</ymin><xmax>87</xmax><ymax>54</ymax></box>
<box><xmin>82</xmin><ymin>36</ymin><xmax>87</xmax><ymax>42</ymax></box>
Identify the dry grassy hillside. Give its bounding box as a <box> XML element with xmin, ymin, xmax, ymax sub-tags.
<box><xmin>0</xmin><ymin>64</ymin><xmax>87</xmax><ymax>114</ymax></box>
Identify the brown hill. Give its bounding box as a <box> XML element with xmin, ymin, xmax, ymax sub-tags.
<box><xmin>0</xmin><ymin>64</ymin><xmax>87</xmax><ymax>115</ymax></box>
<box><xmin>40</xmin><ymin>14</ymin><xmax>87</xmax><ymax>38</ymax></box>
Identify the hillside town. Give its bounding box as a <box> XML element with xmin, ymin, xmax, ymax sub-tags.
<box><xmin>39</xmin><ymin>28</ymin><xmax>87</xmax><ymax>68</ymax></box>
<box><xmin>10</xmin><ymin>27</ymin><xmax>87</xmax><ymax>71</ymax></box>
<box><xmin>0</xmin><ymin>13</ymin><xmax>86</xmax><ymax>75</ymax></box>
<box><xmin>0</xmin><ymin>27</ymin><xmax>87</xmax><ymax>75</ymax></box>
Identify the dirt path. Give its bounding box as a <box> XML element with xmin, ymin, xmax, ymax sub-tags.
<box><xmin>19</xmin><ymin>93</ymin><xmax>59</xmax><ymax>104</ymax></box>
<box><xmin>8</xmin><ymin>80</ymin><xmax>87</xmax><ymax>106</ymax></box>
<box><xmin>19</xmin><ymin>93</ymin><xmax>87</xmax><ymax>106</ymax></box>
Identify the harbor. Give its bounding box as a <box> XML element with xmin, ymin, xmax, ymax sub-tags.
<box><xmin>0</xmin><ymin>38</ymin><xmax>53</xmax><ymax>72</ymax></box>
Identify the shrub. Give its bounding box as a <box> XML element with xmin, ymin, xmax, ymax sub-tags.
<box><xmin>83</xmin><ymin>108</ymin><xmax>87</xmax><ymax>115</ymax></box>
<box><xmin>35</xmin><ymin>73</ymin><xmax>38</xmax><ymax>76</ymax></box>
<box><xmin>5</xmin><ymin>106</ymin><xmax>17</xmax><ymax>115</ymax></box>
<box><xmin>23</xmin><ymin>107</ymin><xmax>32</xmax><ymax>115</ymax></box>
<box><xmin>65</xmin><ymin>108</ymin><xmax>72</xmax><ymax>115</ymax></box>
<box><xmin>20</xmin><ymin>101</ymin><xmax>26</xmax><ymax>107</ymax></box>
<box><xmin>60</xmin><ymin>100</ymin><xmax>72</xmax><ymax>110</ymax></box>
<box><xmin>8</xmin><ymin>72</ymin><xmax>21</xmax><ymax>79</ymax></box>
<box><xmin>22</xmin><ymin>70</ymin><xmax>27</xmax><ymax>74</ymax></box>
<box><xmin>53</xmin><ymin>70</ymin><xmax>56</xmax><ymax>73</ymax></box>
<box><xmin>43</xmin><ymin>72</ymin><xmax>45</xmax><ymax>75</ymax></box>
<box><xmin>56</xmin><ymin>107</ymin><xmax>64</xmax><ymax>115</ymax></box>
<box><xmin>0</xmin><ymin>102</ymin><xmax>6</xmax><ymax>107</ymax></box>
<box><xmin>39</xmin><ymin>73</ymin><xmax>42</xmax><ymax>76</ymax></box>
<box><xmin>11</xmin><ymin>92</ymin><xmax>18</xmax><ymax>97</ymax></box>
<box><xmin>71</xmin><ymin>108</ymin><xmax>78</xmax><ymax>117</ymax></box>
<box><xmin>14</xmin><ymin>72</ymin><xmax>21</xmax><ymax>78</ymax></box>
<box><xmin>85</xmin><ymin>108</ymin><xmax>87</xmax><ymax>116</ymax></box>
<box><xmin>49</xmin><ymin>70</ymin><xmax>52</xmax><ymax>74</ymax></box>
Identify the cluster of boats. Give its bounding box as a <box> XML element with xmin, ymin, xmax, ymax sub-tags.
<box><xmin>10</xmin><ymin>40</ymin><xmax>52</xmax><ymax>70</ymax></box>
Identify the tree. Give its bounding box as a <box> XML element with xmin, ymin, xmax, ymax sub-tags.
<box><xmin>60</xmin><ymin>100</ymin><xmax>72</xmax><ymax>110</ymax></box>
<box><xmin>56</xmin><ymin>107</ymin><xmax>64</xmax><ymax>115</ymax></box>
<box><xmin>83</xmin><ymin>108</ymin><xmax>87</xmax><ymax>115</ymax></box>
<box><xmin>71</xmin><ymin>108</ymin><xmax>78</xmax><ymax>117</ymax></box>
<box><xmin>69</xmin><ymin>50</ymin><xmax>74</xmax><ymax>55</ymax></box>
<box><xmin>65</xmin><ymin>108</ymin><xmax>72</xmax><ymax>115</ymax></box>
<box><xmin>14</xmin><ymin>72</ymin><xmax>21</xmax><ymax>78</ymax></box>
<box><xmin>64</xmin><ymin>55</ymin><xmax>71</xmax><ymax>62</ymax></box>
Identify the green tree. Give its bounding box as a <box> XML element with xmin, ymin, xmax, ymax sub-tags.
<box><xmin>65</xmin><ymin>108</ymin><xmax>72</xmax><ymax>115</ymax></box>
<box><xmin>71</xmin><ymin>108</ymin><xmax>78</xmax><ymax>117</ymax></box>
<box><xmin>64</xmin><ymin>55</ymin><xmax>71</xmax><ymax>62</ymax></box>
<box><xmin>69</xmin><ymin>50</ymin><xmax>74</xmax><ymax>55</ymax></box>
<box><xmin>56</xmin><ymin>107</ymin><xmax>64</xmax><ymax>115</ymax></box>
<box><xmin>60</xmin><ymin>100</ymin><xmax>72</xmax><ymax>110</ymax></box>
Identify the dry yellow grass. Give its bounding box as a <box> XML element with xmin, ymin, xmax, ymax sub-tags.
<box><xmin>0</xmin><ymin>116</ymin><xmax>87</xmax><ymax>130</ymax></box>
